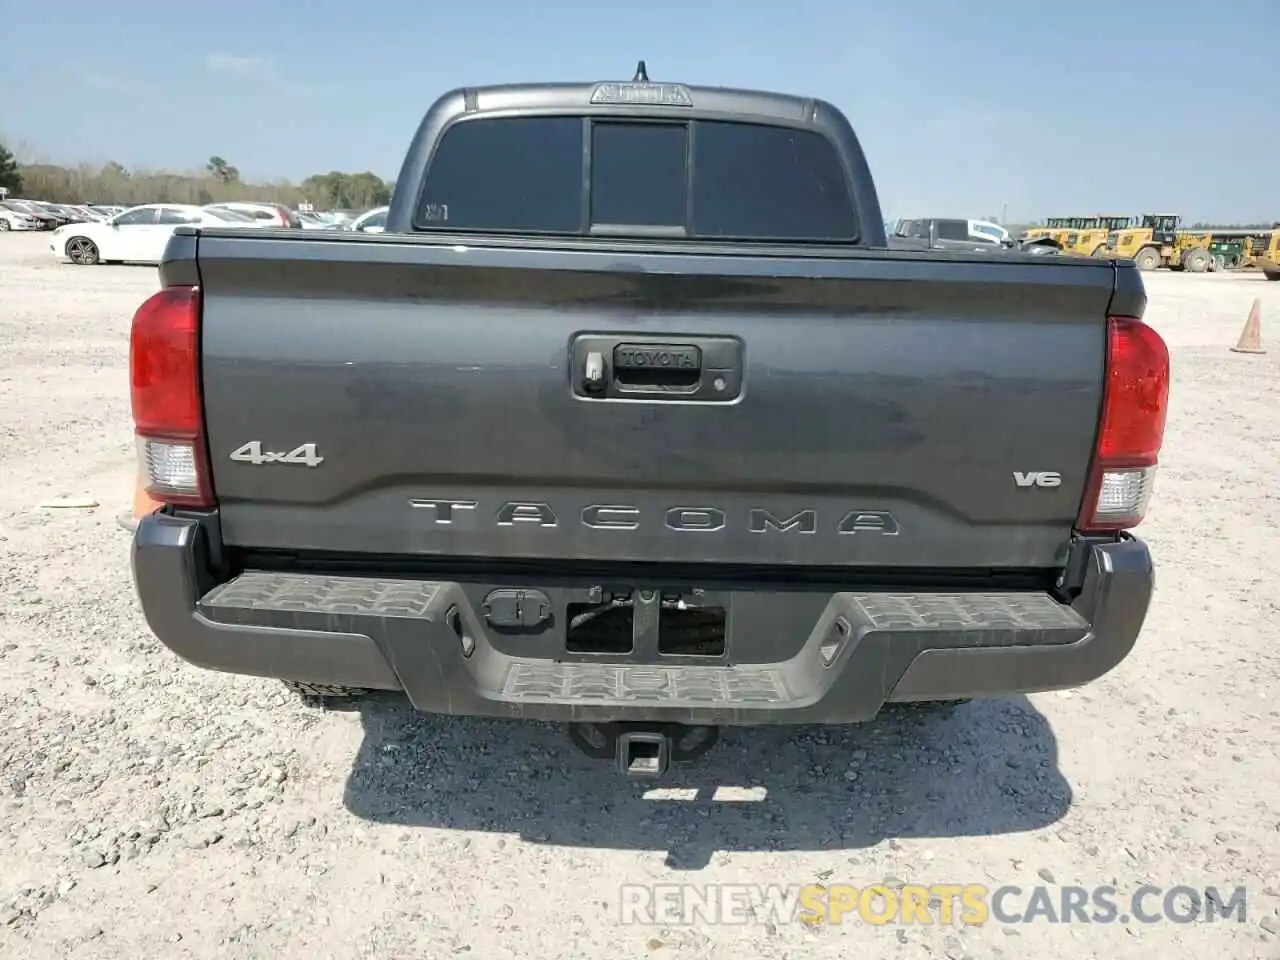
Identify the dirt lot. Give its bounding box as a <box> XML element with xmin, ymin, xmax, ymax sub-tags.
<box><xmin>1</xmin><ymin>231</ymin><xmax>1278</xmax><ymax>959</ymax></box>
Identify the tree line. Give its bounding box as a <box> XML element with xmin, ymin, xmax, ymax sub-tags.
<box><xmin>6</xmin><ymin>143</ymin><xmax>1272</xmax><ymax>226</ymax></box>
<box><xmin>1185</xmin><ymin>221</ymin><xmax>1279</xmax><ymax>230</ymax></box>
<box><xmin>0</xmin><ymin>143</ymin><xmax>392</xmax><ymax>212</ymax></box>
<box><xmin>0</xmin><ymin>142</ymin><xmax>21</xmax><ymax>195</ymax></box>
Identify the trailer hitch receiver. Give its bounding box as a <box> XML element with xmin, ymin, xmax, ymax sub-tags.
<box><xmin>568</xmin><ymin>722</ymin><xmax>720</xmax><ymax>777</ymax></box>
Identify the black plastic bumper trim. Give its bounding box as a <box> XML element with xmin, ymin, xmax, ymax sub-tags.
<box><xmin>886</xmin><ymin>534</ymin><xmax>1153</xmax><ymax>700</ymax></box>
<box><xmin>130</xmin><ymin>514</ymin><xmax>401</xmax><ymax>690</ymax></box>
<box><xmin>131</xmin><ymin>514</ymin><xmax>1153</xmax><ymax>723</ymax></box>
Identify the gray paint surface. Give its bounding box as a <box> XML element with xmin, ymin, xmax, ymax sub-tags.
<box><xmin>170</xmin><ymin>78</ymin><xmax>1145</xmax><ymax>572</ymax></box>
<box><xmin>194</xmin><ymin>236</ymin><xmax>1128</xmax><ymax>568</ymax></box>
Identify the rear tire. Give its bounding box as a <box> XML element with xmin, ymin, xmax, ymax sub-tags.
<box><xmin>283</xmin><ymin>679</ymin><xmax>366</xmax><ymax>706</ymax></box>
<box><xmin>886</xmin><ymin>698</ymin><xmax>972</xmax><ymax>717</ymax></box>
<box><xmin>1134</xmin><ymin>247</ymin><xmax>1161</xmax><ymax>271</ymax></box>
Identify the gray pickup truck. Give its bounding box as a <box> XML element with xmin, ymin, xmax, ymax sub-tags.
<box><xmin>129</xmin><ymin>66</ymin><xmax>1170</xmax><ymax>776</ymax></box>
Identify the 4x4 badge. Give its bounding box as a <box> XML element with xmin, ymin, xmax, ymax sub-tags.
<box><xmin>228</xmin><ymin>441</ymin><xmax>324</xmax><ymax>467</ymax></box>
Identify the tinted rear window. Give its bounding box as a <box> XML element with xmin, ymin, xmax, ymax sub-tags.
<box><xmin>691</xmin><ymin>121</ymin><xmax>855</xmax><ymax>240</ymax></box>
<box><xmin>418</xmin><ymin>116</ymin><xmax>584</xmax><ymax>233</ymax></box>
<box><xmin>416</xmin><ymin>116</ymin><xmax>857</xmax><ymax>241</ymax></box>
<box><xmin>590</xmin><ymin>122</ymin><xmax>687</xmax><ymax>229</ymax></box>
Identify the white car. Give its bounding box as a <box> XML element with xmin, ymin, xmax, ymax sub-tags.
<box><xmin>0</xmin><ymin>204</ymin><xmax>45</xmax><ymax>231</ymax></box>
<box><xmin>348</xmin><ymin>206</ymin><xmax>388</xmax><ymax>234</ymax></box>
<box><xmin>296</xmin><ymin>211</ymin><xmax>331</xmax><ymax>230</ymax></box>
<box><xmin>968</xmin><ymin>219</ymin><xmax>1012</xmax><ymax>245</ymax></box>
<box><xmin>50</xmin><ymin>203</ymin><xmax>254</xmax><ymax>265</ymax></box>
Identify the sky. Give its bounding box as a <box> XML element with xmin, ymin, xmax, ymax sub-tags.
<box><xmin>2</xmin><ymin>0</ymin><xmax>1277</xmax><ymax>224</ymax></box>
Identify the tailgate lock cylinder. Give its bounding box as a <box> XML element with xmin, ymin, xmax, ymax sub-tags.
<box><xmin>583</xmin><ymin>351</ymin><xmax>606</xmax><ymax>392</ymax></box>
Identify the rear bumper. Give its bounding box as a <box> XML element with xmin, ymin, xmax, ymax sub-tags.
<box><xmin>131</xmin><ymin>514</ymin><xmax>1154</xmax><ymax>725</ymax></box>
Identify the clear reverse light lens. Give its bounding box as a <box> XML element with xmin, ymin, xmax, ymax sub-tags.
<box><xmin>139</xmin><ymin>437</ymin><xmax>199</xmax><ymax>495</ymax></box>
<box><xmin>1092</xmin><ymin>467</ymin><xmax>1156</xmax><ymax>524</ymax></box>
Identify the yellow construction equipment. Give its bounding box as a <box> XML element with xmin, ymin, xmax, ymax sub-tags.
<box><xmin>1062</xmin><ymin>215</ymin><xmax>1135</xmax><ymax>257</ymax></box>
<box><xmin>1022</xmin><ymin>215</ymin><xmax>1134</xmax><ymax>255</ymax></box>
<box><xmin>1175</xmin><ymin>229</ymin><xmax>1215</xmax><ymax>272</ymax></box>
<box><xmin>1103</xmin><ymin>214</ymin><xmax>1215</xmax><ymax>272</ymax></box>
<box><xmin>1020</xmin><ymin>218</ymin><xmax>1074</xmax><ymax>249</ymax></box>
<box><xmin>1253</xmin><ymin>228</ymin><xmax>1280</xmax><ymax>280</ymax></box>
<box><xmin>1206</xmin><ymin>227</ymin><xmax>1280</xmax><ymax>273</ymax></box>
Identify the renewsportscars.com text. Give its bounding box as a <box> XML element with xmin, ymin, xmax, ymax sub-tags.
<box><xmin>619</xmin><ymin>883</ymin><xmax>1249</xmax><ymax>927</ymax></box>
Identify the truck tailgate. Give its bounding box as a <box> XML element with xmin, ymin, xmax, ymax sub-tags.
<box><xmin>195</xmin><ymin>234</ymin><xmax>1126</xmax><ymax>569</ymax></box>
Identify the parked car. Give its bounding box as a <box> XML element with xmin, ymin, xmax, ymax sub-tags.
<box><xmin>348</xmin><ymin>206</ymin><xmax>387</xmax><ymax>233</ymax></box>
<box><xmin>46</xmin><ymin>203</ymin><xmax>93</xmax><ymax>223</ymax></box>
<box><xmin>28</xmin><ymin>202</ymin><xmax>79</xmax><ymax>226</ymax></box>
<box><xmin>0</xmin><ymin>202</ymin><xmax>46</xmax><ymax>231</ymax></box>
<box><xmin>127</xmin><ymin>69</ymin><xmax>1166</xmax><ymax>777</ymax></box>
<box><xmin>50</xmin><ymin>203</ymin><xmax>255</xmax><ymax>265</ymax></box>
<box><xmin>66</xmin><ymin>204</ymin><xmax>109</xmax><ymax>222</ymax></box>
<box><xmin>2</xmin><ymin>199</ymin><xmax>59</xmax><ymax>229</ymax></box>
<box><xmin>891</xmin><ymin>218</ymin><xmax>1015</xmax><ymax>252</ymax></box>
<box><xmin>296</xmin><ymin>211</ymin><xmax>338</xmax><ymax>230</ymax></box>
<box><xmin>969</xmin><ymin>219</ymin><xmax>1013</xmax><ymax>245</ymax></box>
<box><xmin>202</xmin><ymin>201</ymin><xmax>303</xmax><ymax>229</ymax></box>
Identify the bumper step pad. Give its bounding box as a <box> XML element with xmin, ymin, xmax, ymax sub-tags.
<box><xmin>200</xmin><ymin>574</ymin><xmax>442</xmax><ymax>623</ymax></box>
<box><xmin>136</xmin><ymin>513</ymin><xmax>1151</xmax><ymax>723</ymax></box>
<box><xmin>198</xmin><ymin>572</ymin><xmax>1089</xmax><ymax>716</ymax></box>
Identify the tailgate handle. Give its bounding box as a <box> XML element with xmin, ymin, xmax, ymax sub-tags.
<box><xmin>612</xmin><ymin>343</ymin><xmax>702</xmax><ymax>387</ymax></box>
<box><xmin>572</xmin><ymin>334</ymin><xmax>742</xmax><ymax>403</ymax></box>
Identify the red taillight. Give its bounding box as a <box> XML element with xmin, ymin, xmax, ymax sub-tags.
<box><xmin>130</xmin><ymin>287</ymin><xmax>200</xmax><ymax>434</ymax></box>
<box><xmin>129</xmin><ymin>285</ymin><xmax>214</xmax><ymax>508</ymax></box>
<box><xmin>1075</xmin><ymin>316</ymin><xmax>1170</xmax><ymax>533</ymax></box>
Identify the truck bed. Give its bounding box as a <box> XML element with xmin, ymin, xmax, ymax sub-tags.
<box><xmin>175</xmin><ymin>227</ymin><xmax>1142</xmax><ymax>572</ymax></box>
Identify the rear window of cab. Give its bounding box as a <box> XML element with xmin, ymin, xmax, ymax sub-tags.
<box><xmin>414</xmin><ymin>115</ymin><xmax>858</xmax><ymax>242</ymax></box>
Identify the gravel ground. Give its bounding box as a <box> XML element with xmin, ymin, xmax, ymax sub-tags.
<box><xmin>1</xmin><ymin>231</ymin><xmax>1278</xmax><ymax>959</ymax></box>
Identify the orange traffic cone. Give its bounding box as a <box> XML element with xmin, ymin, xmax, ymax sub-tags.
<box><xmin>1231</xmin><ymin>298</ymin><xmax>1264</xmax><ymax>354</ymax></box>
